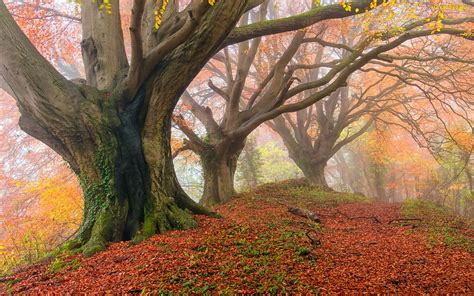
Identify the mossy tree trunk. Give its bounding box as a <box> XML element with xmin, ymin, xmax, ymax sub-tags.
<box><xmin>297</xmin><ymin>158</ymin><xmax>329</xmax><ymax>187</ymax></box>
<box><xmin>199</xmin><ymin>140</ymin><xmax>245</xmax><ymax>207</ymax></box>
<box><xmin>49</xmin><ymin>85</ymin><xmax>210</xmax><ymax>256</ymax></box>
<box><xmin>0</xmin><ymin>0</ymin><xmax>249</xmax><ymax>256</ymax></box>
<box><xmin>268</xmin><ymin>114</ymin><xmax>336</xmax><ymax>188</ymax></box>
<box><xmin>267</xmin><ymin>85</ymin><xmax>375</xmax><ymax>189</ymax></box>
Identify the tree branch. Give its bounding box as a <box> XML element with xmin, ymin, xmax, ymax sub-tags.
<box><xmin>81</xmin><ymin>0</ymin><xmax>128</xmax><ymax>90</ymax></box>
<box><xmin>222</xmin><ymin>0</ymin><xmax>383</xmax><ymax>48</ymax></box>
<box><xmin>127</xmin><ymin>0</ymin><xmax>146</xmax><ymax>95</ymax></box>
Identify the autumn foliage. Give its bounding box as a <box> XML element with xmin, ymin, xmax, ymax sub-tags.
<box><xmin>0</xmin><ymin>0</ymin><xmax>473</xmax><ymax>293</ymax></box>
<box><xmin>1</xmin><ymin>181</ymin><xmax>472</xmax><ymax>293</ymax></box>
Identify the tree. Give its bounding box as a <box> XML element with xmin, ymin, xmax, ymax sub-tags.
<box><xmin>2</xmin><ymin>0</ymin><xmax>399</xmax><ymax>255</ymax></box>
<box><xmin>365</xmin><ymin>32</ymin><xmax>474</xmax><ymax>206</ymax></box>
<box><xmin>330</xmin><ymin>32</ymin><xmax>474</xmax><ymax>203</ymax></box>
<box><xmin>174</xmin><ymin>2</ymin><xmax>474</xmax><ymax>205</ymax></box>
<box><xmin>267</xmin><ymin>75</ymin><xmax>402</xmax><ymax>187</ymax></box>
<box><xmin>0</xmin><ymin>167</ymin><xmax>82</xmax><ymax>273</ymax></box>
<box><xmin>236</xmin><ymin>134</ymin><xmax>262</xmax><ymax>190</ymax></box>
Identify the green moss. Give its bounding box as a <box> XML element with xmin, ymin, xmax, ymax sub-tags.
<box><xmin>142</xmin><ymin>215</ymin><xmax>158</xmax><ymax>239</ymax></box>
<box><xmin>401</xmin><ymin>199</ymin><xmax>473</xmax><ymax>252</ymax></box>
<box><xmin>82</xmin><ymin>144</ymin><xmax>115</xmax><ymax>203</ymax></box>
<box><xmin>76</xmin><ymin>143</ymin><xmax>118</xmax><ymax>245</ymax></box>
<box><xmin>47</xmin><ymin>258</ymin><xmax>66</xmax><ymax>273</ymax></box>
<box><xmin>61</xmin><ymin>238</ymin><xmax>83</xmax><ymax>252</ymax></box>
<box><xmin>82</xmin><ymin>239</ymin><xmax>106</xmax><ymax>257</ymax></box>
<box><xmin>48</xmin><ymin>258</ymin><xmax>81</xmax><ymax>273</ymax></box>
<box><xmin>290</xmin><ymin>187</ymin><xmax>370</xmax><ymax>207</ymax></box>
<box><xmin>166</xmin><ymin>205</ymin><xmax>197</xmax><ymax>230</ymax></box>
<box><xmin>141</xmin><ymin>202</ymin><xmax>197</xmax><ymax>241</ymax></box>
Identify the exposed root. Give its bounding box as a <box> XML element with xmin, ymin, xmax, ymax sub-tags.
<box><xmin>175</xmin><ymin>189</ymin><xmax>222</xmax><ymax>218</ymax></box>
<box><xmin>305</xmin><ymin>230</ymin><xmax>321</xmax><ymax>246</ymax></box>
<box><xmin>388</xmin><ymin>218</ymin><xmax>422</xmax><ymax>228</ymax></box>
<box><xmin>288</xmin><ymin>206</ymin><xmax>322</xmax><ymax>248</ymax></box>
<box><xmin>82</xmin><ymin>238</ymin><xmax>107</xmax><ymax>257</ymax></box>
<box><xmin>288</xmin><ymin>207</ymin><xmax>321</xmax><ymax>223</ymax></box>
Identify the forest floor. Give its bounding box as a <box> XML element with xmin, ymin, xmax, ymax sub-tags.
<box><xmin>1</xmin><ymin>179</ymin><xmax>473</xmax><ymax>294</ymax></box>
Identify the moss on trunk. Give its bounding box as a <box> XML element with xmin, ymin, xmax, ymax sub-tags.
<box><xmin>199</xmin><ymin>140</ymin><xmax>244</xmax><ymax>206</ymax></box>
<box><xmin>66</xmin><ymin>88</ymin><xmax>211</xmax><ymax>257</ymax></box>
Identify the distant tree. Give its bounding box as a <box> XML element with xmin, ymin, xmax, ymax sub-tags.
<box><xmin>236</xmin><ymin>134</ymin><xmax>262</xmax><ymax>190</ymax></box>
<box><xmin>267</xmin><ymin>77</ymin><xmax>401</xmax><ymax>187</ymax></box>
<box><xmin>174</xmin><ymin>2</ymin><xmax>474</xmax><ymax>205</ymax></box>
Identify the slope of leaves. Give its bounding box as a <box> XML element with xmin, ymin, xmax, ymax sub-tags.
<box><xmin>401</xmin><ymin>199</ymin><xmax>474</xmax><ymax>252</ymax></box>
<box><xmin>1</xmin><ymin>180</ymin><xmax>472</xmax><ymax>294</ymax></box>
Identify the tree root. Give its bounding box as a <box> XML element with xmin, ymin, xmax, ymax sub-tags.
<box><xmin>288</xmin><ymin>207</ymin><xmax>321</xmax><ymax>223</ymax></box>
<box><xmin>306</xmin><ymin>230</ymin><xmax>321</xmax><ymax>246</ymax></box>
<box><xmin>175</xmin><ymin>189</ymin><xmax>222</xmax><ymax>218</ymax></box>
<box><xmin>288</xmin><ymin>207</ymin><xmax>322</xmax><ymax>248</ymax></box>
<box><xmin>83</xmin><ymin>238</ymin><xmax>107</xmax><ymax>257</ymax></box>
<box><xmin>388</xmin><ymin>218</ymin><xmax>422</xmax><ymax>228</ymax></box>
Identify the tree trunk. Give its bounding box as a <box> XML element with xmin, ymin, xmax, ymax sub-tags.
<box><xmin>0</xmin><ymin>0</ymin><xmax>250</xmax><ymax>257</ymax></box>
<box><xmin>201</xmin><ymin>155</ymin><xmax>238</xmax><ymax>206</ymax></box>
<box><xmin>288</xmin><ymin>148</ymin><xmax>329</xmax><ymax>188</ymax></box>
<box><xmin>199</xmin><ymin>141</ymin><xmax>244</xmax><ymax>207</ymax></box>
<box><xmin>300</xmin><ymin>161</ymin><xmax>329</xmax><ymax>188</ymax></box>
<box><xmin>372</xmin><ymin>163</ymin><xmax>387</xmax><ymax>202</ymax></box>
<box><xmin>59</xmin><ymin>87</ymin><xmax>210</xmax><ymax>256</ymax></box>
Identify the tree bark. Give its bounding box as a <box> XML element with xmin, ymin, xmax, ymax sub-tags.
<box><xmin>268</xmin><ymin>116</ymin><xmax>333</xmax><ymax>188</ymax></box>
<box><xmin>199</xmin><ymin>140</ymin><xmax>245</xmax><ymax>207</ymax></box>
<box><xmin>55</xmin><ymin>86</ymin><xmax>210</xmax><ymax>256</ymax></box>
<box><xmin>0</xmin><ymin>0</ymin><xmax>246</xmax><ymax>256</ymax></box>
<box><xmin>290</xmin><ymin>151</ymin><xmax>329</xmax><ymax>187</ymax></box>
<box><xmin>304</xmin><ymin>161</ymin><xmax>329</xmax><ymax>187</ymax></box>
<box><xmin>200</xmin><ymin>153</ymin><xmax>238</xmax><ymax>207</ymax></box>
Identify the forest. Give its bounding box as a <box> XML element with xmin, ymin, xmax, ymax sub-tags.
<box><xmin>0</xmin><ymin>0</ymin><xmax>473</xmax><ymax>293</ymax></box>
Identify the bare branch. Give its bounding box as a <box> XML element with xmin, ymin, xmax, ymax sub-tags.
<box><xmin>222</xmin><ymin>0</ymin><xmax>384</xmax><ymax>47</ymax></box>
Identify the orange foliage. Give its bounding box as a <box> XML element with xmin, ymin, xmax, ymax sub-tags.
<box><xmin>0</xmin><ymin>167</ymin><xmax>82</xmax><ymax>273</ymax></box>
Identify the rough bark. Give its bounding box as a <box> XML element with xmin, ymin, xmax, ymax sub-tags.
<box><xmin>52</xmin><ymin>85</ymin><xmax>207</xmax><ymax>256</ymax></box>
<box><xmin>199</xmin><ymin>141</ymin><xmax>245</xmax><ymax>207</ymax></box>
<box><xmin>76</xmin><ymin>1</ymin><xmax>247</xmax><ymax>254</ymax></box>
<box><xmin>268</xmin><ymin>113</ymin><xmax>337</xmax><ymax>188</ymax></box>
<box><xmin>81</xmin><ymin>0</ymin><xmax>128</xmax><ymax>90</ymax></box>
<box><xmin>302</xmin><ymin>161</ymin><xmax>329</xmax><ymax>187</ymax></box>
<box><xmin>0</xmin><ymin>0</ymin><xmax>247</xmax><ymax>256</ymax></box>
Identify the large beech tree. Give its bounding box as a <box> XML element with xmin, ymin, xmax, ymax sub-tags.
<box><xmin>266</xmin><ymin>32</ymin><xmax>402</xmax><ymax>187</ymax></box>
<box><xmin>267</xmin><ymin>79</ymin><xmax>402</xmax><ymax>187</ymax></box>
<box><xmin>174</xmin><ymin>3</ymin><xmax>474</xmax><ymax>205</ymax></box>
<box><xmin>0</xmin><ymin>0</ymin><xmax>392</xmax><ymax>255</ymax></box>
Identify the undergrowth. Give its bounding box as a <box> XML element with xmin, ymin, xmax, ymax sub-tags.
<box><xmin>290</xmin><ymin>187</ymin><xmax>369</xmax><ymax>207</ymax></box>
<box><xmin>244</xmin><ymin>178</ymin><xmax>370</xmax><ymax>208</ymax></box>
<box><xmin>48</xmin><ymin>258</ymin><xmax>81</xmax><ymax>274</ymax></box>
<box><xmin>401</xmin><ymin>199</ymin><xmax>474</xmax><ymax>252</ymax></box>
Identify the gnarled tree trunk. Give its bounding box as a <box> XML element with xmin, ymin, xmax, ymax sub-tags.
<box><xmin>0</xmin><ymin>0</ymin><xmax>248</xmax><ymax>256</ymax></box>
<box><xmin>198</xmin><ymin>140</ymin><xmax>245</xmax><ymax>207</ymax></box>
<box><xmin>46</xmin><ymin>85</ymin><xmax>210</xmax><ymax>256</ymax></box>
<box><xmin>301</xmin><ymin>161</ymin><xmax>329</xmax><ymax>187</ymax></box>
